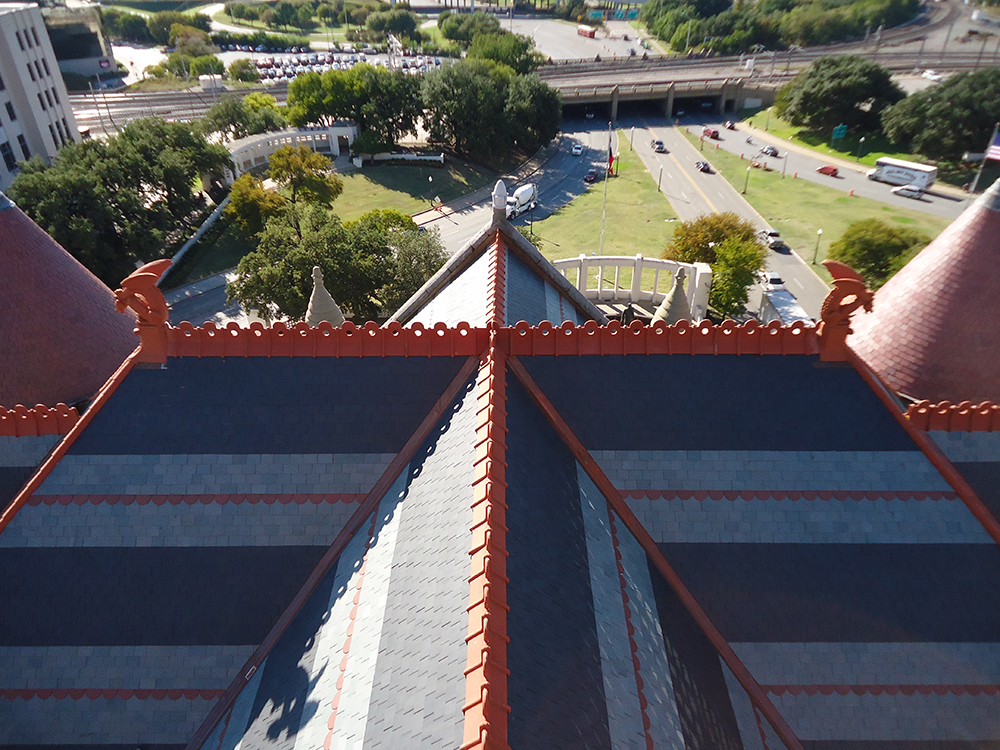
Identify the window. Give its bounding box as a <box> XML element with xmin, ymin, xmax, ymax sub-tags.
<box><xmin>42</xmin><ymin>59</ymin><xmax>50</xmax><ymax>77</ymax></box>
<box><xmin>44</xmin><ymin>89</ymin><xmax>53</xmax><ymax>108</ymax></box>
<box><xmin>25</xmin><ymin>28</ymin><xmax>33</xmax><ymax>48</ymax></box>
<box><xmin>37</xmin><ymin>92</ymin><xmax>46</xmax><ymax>110</ymax></box>
<box><xmin>62</xmin><ymin>118</ymin><xmax>72</xmax><ymax>142</ymax></box>
<box><xmin>4</xmin><ymin>102</ymin><xmax>15</xmax><ymax>121</ymax></box>
<box><xmin>0</xmin><ymin>73</ymin><xmax>5</xmax><ymax>91</ymax></box>
<box><xmin>31</xmin><ymin>27</ymin><xmax>40</xmax><ymax>47</ymax></box>
<box><xmin>17</xmin><ymin>135</ymin><xmax>30</xmax><ymax>160</ymax></box>
<box><xmin>15</xmin><ymin>31</ymin><xmax>24</xmax><ymax>51</ymax></box>
<box><xmin>52</xmin><ymin>89</ymin><xmax>59</xmax><ymax>105</ymax></box>
<box><xmin>27</xmin><ymin>63</ymin><xmax>35</xmax><ymax>82</ymax></box>
<box><xmin>0</xmin><ymin>141</ymin><xmax>16</xmax><ymax>172</ymax></box>
<box><xmin>47</xmin><ymin>124</ymin><xmax>56</xmax><ymax>144</ymax></box>
<box><xmin>35</xmin><ymin>61</ymin><xmax>43</xmax><ymax>79</ymax></box>
<box><xmin>55</xmin><ymin>119</ymin><xmax>65</xmax><ymax>146</ymax></box>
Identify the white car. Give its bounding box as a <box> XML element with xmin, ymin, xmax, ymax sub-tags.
<box><xmin>571</xmin><ymin>144</ymin><xmax>583</xmax><ymax>156</ymax></box>
<box><xmin>891</xmin><ymin>184</ymin><xmax>924</xmax><ymax>199</ymax></box>
<box><xmin>921</xmin><ymin>69</ymin><xmax>944</xmax><ymax>82</ymax></box>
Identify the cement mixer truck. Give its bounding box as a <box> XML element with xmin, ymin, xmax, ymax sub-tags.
<box><xmin>506</xmin><ymin>183</ymin><xmax>538</xmax><ymax>219</ymax></box>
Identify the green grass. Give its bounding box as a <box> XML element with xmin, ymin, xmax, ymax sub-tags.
<box><xmin>334</xmin><ymin>160</ymin><xmax>493</xmax><ymax>220</ymax></box>
<box><xmin>530</xmin><ymin>131</ymin><xmax>678</xmax><ymax>265</ymax></box>
<box><xmin>680</xmin><ymin>129</ymin><xmax>951</xmax><ymax>278</ymax></box>
<box><xmin>161</xmin><ymin>219</ymin><xmax>257</xmax><ymax>289</ymax></box>
<box><xmin>742</xmin><ymin>107</ymin><xmax>1000</xmax><ymax>189</ymax></box>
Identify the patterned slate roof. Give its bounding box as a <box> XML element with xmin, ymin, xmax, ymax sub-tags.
<box><xmin>2</xmin><ymin>184</ymin><xmax>1000</xmax><ymax>750</ymax></box>
<box><xmin>849</xmin><ymin>177</ymin><xmax>1000</xmax><ymax>403</ymax></box>
<box><xmin>0</xmin><ymin>194</ymin><xmax>138</xmax><ymax>408</ymax></box>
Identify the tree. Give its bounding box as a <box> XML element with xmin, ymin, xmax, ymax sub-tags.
<box><xmin>203</xmin><ymin>93</ymin><xmax>285</xmax><ymax>141</ymax></box>
<box><xmin>775</xmin><ymin>56</ymin><xmax>904</xmax><ymax>132</ymax></box>
<box><xmin>827</xmin><ymin>218</ymin><xmax>929</xmax><ymax>289</ymax></box>
<box><xmin>438</xmin><ymin>10</ymin><xmax>501</xmax><ymax>43</ymax></box>
<box><xmin>147</xmin><ymin>11</ymin><xmax>210</xmax><ymax>45</ymax></box>
<box><xmin>101</xmin><ymin>8</ymin><xmax>153</xmax><ymax>43</ymax></box>
<box><xmin>274</xmin><ymin>0</ymin><xmax>298</xmax><ymax>28</ymax></box>
<box><xmin>505</xmin><ymin>73</ymin><xmax>562</xmax><ymax>151</ymax></box>
<box><xmin>8</xmin><ymin>119</ymin><xmax>230</xmax><ymax>286</ymax></box>
<box><xmin>228</xmin><ymin>58</ymin><xmax>260</xmax><ymax>82</ymax></box>
<box><xmin>190</xmin><ymin>55</ymin><xmax>225</xmax><ymax>77</ymax></box>
<box><xmin>422</xmin><ymin>59</ymin><xmax>513</xmax><ymax>157</ymax></box>
<box><xmin>367</xmin><ymin>8</ymin><xmax>419</xmax><ymax>37</ymax></box>
<box><xmin>377</xmin><ymin>225</ymin><xmax>448</xmax><ymax>313</ymax></box>
<box><xmin>269</xmin><ymin>145</ymin><xmax>343</xmax><ymax>206</ymax></box>
<box><xmin>468</xmin><ymin>32</ymin><xmax>543</xmax><ymax>75</ymax></box>
<box><xmin>225</xmin><ymin>173</ymin><xmax>288</xmax><ymax>235</ymax></box>
<box><xmin>709</xmin><ymin>237</ymin><xmax>768</xmax><ymax>318</ymax></box>
<box><xmin>170</xmin><ymin>23</ymin><xmax>217</xmax><ymax>56</ymax></box>
<box><xmin>663</xmin><ymin>211</ymin><xmax>758</xmax><ymax>264</ymax></box>
<box><xmin>295</xmin><ymin>4</ymin><xmax>315</xmax><ymax>30</ymax></box>
<box><xmin>881</xmin><ymin>69</ymin><xmax>1000</xmax><ymax>161</ymax></box>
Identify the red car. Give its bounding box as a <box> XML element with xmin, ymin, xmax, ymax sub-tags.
<box><xmin>702</xmin><ymin>127</ymin><xmax>720</xmax><ymax>139</ymax></box>
<box><xmin>816</xmin><ymin>165</ymin><xmax>839</xmax><ymax>177</ymax></box>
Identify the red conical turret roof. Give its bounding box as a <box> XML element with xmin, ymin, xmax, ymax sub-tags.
<box><xmin>0</xmin><ymin>193</ymin><xmax>137</xmax><ymax>407</ymax></box>
<box><xmin>849</xmin><ymin>177</ymin><xmax>1000</xmax><ymax>403</ymax></box>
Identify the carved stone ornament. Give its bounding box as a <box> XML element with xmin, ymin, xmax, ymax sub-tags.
<box><xmin>114</xmin><ymin>259</ymin><xmax>172</xmax><ymax>363</ymax></box>
<box><xmin>817</xmin><ymin>259</ymin><xmax>874</xmax><ymax>362</ymax></box>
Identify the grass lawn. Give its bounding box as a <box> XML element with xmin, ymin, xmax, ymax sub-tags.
<box><xmin>741</xmin><ymin>108</ymin><xmax>999</xmax><ymax>189</ymax></box>
<box><xmin>680</xmin><ymin>129</ymin><xmax>951</xmax><ymax>278</ymax></box>
<box><xmin>529</xmin><ymin>130</ymin><xmax>678</xmax><ymax>291</ymax></box>
<box><xmin>335</xmin><ymin>160</ymin><xmax>493</xmax><ymax>220</ymax></box>
<box><xmin>161</xmin><ymin>219</ymin><xmax>257</xmax><ymax>289</ymax></box>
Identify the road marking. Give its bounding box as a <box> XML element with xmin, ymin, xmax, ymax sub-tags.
<box><xmin>669</xmin><ymin>152</ymin><xmax>718</xmax><ymax>213</ymax></box>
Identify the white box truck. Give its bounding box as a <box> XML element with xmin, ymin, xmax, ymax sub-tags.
<box><xmin>506</xmin><ymin>183</ymin><xmax>538</xmax><ymax>219</ymax></box>
<box><xmin>866</xmin><ymin>157</ymin><xmax>937</xmax><ymax>189</ymax></box>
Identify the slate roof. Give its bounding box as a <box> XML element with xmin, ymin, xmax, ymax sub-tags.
<box><xmin>2</xmin><ymin>188</ymin><xmax>1000</xmax><ymax>750</ymax></box>
<box><xmin>849</xmin><ymin>177</ymin><xmax>1000</xmax><ymax>403</ymax></box>
<box><xmin>0</xmin><ymin>193</ymin><xmax>138</xmax><ymax>408</ymax></box>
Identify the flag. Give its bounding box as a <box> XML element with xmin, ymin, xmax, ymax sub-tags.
<box><xmin>988</xmin><ymin>130</ymin><xmax>1000</xmax><ymax>162</ymax></box>
<box><xmin>608</xmin><ymin>141</ymin><xmax>614</xmax><ymax>171</ymax></box>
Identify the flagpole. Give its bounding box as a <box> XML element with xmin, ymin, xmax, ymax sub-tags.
<box><xmin>599</xmin><ymin>121</ymin><xmax>612</xmax><ymax>256</ymax></box>
<box><xmin>970</xmin><ymin>121</ymin><xmax>999</xmax><ymax>195</ymax></box>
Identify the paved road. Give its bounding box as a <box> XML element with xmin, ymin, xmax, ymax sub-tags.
<box><xmin>615</xmin><ymin>113</ymin><xmax>831</xmax><ymax>319</ymax></box>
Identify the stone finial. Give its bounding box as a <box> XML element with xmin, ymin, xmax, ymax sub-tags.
<box><xmin>114</xmin><ymin>259</ymin><xmax>172</xmax><ymax>363</ymax></box>
<box><xmin>492</xmin><ymin>180</ymin><xmax>507</xmax><ymax>224</ymax></box>
<box><xmin>305</xmin><ymin>266</ymin><xmax>345</xmax><ymax>327</ymax></box>
<box><xmin>652</xmin><ymin>268</ymin><xmax>689</xmax><ymax>325</ymax></box>
<box><xmin>818</xmin><ymin>259</ymin><xmax>873</xmax><ymax>362</ymax></box>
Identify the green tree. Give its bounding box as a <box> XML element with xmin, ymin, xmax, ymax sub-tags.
<box><xmin>438</xmin><ymin>10</ymin><xmax>501</xmax><ymax>43</ymax></box>
<box><xmin>421</xmin><ymin>58</ymin><xmax>512</xmax><ymax>157</ymax></box>
<box><xmin>377</xmin><ymin>225</ymin><xmax>448</xmax><ymax>313</ymax></box>
<box><xmin>775</xmin><ymin>55</ymin><xmax>904</xmax><ymax>132</ymax></box>
<box><xmin>274</xmin><ymin>0</ymin><xmax>298</xmax><ymax>28</ymax></box>
<box><xmin>367</xmin><ymin>8</ymin><xmax>420</xmax><ymax>37</ymax></box>
<box><xmin>101</xmin><ymin>8</ymin><xmax>153</xmax><ymax>43</ymax></box>
<box><xmin>881</xmin><ymin>69</ymin><xmax>1000</xmax><ymax>161</ymax></box>
<box><xmin>827</xmin><ymin>218</ymin><xmax>928</xmax><ymax>289</ymax></box>
<box><xmin>268</xmin><ymin>145</ymin><xmax>343</xmax><ymax>205</ymax></box>
<box><xmin>468</xmin><ymin>31</ymin><xmax>543</xmax><ymax>75</ymax></box>
<box><xmin>295</xmin><ymin>4</ymin><xmax>315</xmax><ymax>29</ymax></box>
<box><xmin>189</xmin><ymin>54</ymin><xmax>225</xmax><ymax>77</ymax></box>
<box><xmin>663</xmin><ymin>211</ymin><xmax>758</xmax><ymax>264</ymax></box>
<box><xmin>505</xmin><ymin>73</ymin><xmax>562</xmax><ymax>151</ymax></box>
<box><xmin>147</xmin><ymin>11</ymin><xmax>210</xmax><ymax>45</ymax></box>
<box><xmin>203</xmin><ymin>93</ymin><xmax>285</xmax><ymax>141</ymax></box>
<box><xmin>170</xmin><ymin>23</ymin><xmax>217</xmax><ymax>56</ymax></box>
<box><xmin>227</xmin><ymin>58</ymin><xmax>260</xmax><ymax>82</ymax></box>
<box><xmin>225</xmin><ymin>173</ymin><xmax>294</xmax><ymax>235</ymax></box>
<box><xmin>709</xmin><ymin>236</ymin><xmax>768</xmax><ymax>318</ymax></box>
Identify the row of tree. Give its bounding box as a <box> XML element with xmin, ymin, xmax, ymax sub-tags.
<box><xmin>285</xmin><ymin>59</ymin><xmax>561</xmax><ymax>159</ymax></box>
<box><xmin>640</xmin><ymin>0</ymin><xmax>920</xmax><ymax>53</ymax></box>
<box><xmin>776</xmin><ymin>56</ymin><xmax>1000</xmax><ymax>162</ymax></box>
<box><xmin>224</xmin><ymin>146</ymin><xmax>448</xmax><ymax>322</ymax></box>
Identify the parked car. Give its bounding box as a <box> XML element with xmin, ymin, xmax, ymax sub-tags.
<box><xmin>759</xmin><ymin>145</ymin><xmax>779</xmax><ymax>157</ymax></box>
<box><xmin>584</xmin><ymin>168</ymin><xmax>600</xmax><ymax>183</ymax></box>
<box><xmin>891</xmin><ymin>184</ymin><xmax>924</xmax><ymax>199</ymax></box>
<box><xmin>758</xmin><ymin>229</ymin><xmax>784</xmax><ymax>249</ymax></box>
<box><xmin>724</xmin><ymin>120</ymin><xmax>736</xmax><ymax>130</ymax></box>
<box><xmin>816</xmin><ymin>165</ymin><xmax>839</xmax><ymax>177</ymax></box>
<box><xmin>651</xmin><ymin>139</ymin><xmax>667</xmax><ymax>153</ymax></box>
<box><xmin>572</xmin><ymin>144</ymin><xmax>583</xmax><ymax>156</ymax></box>
<box><xmin>695</xmin><ymin>161</ymin><xmax>712</xmax><ymax>173</ymax></box>
<box><xmin>921</xmin><ymin>69</ymin><xmax>944</xmax><ymax>82</ymax></box>
<box><xmin>758</xmin><ymin>271</ymin><xmax>786</xmax><ymax>290</ymax></box>
<box><xmin>702</xmin><ymin>127</ymin><xmax>720</xmax><ymax>139</ymax></box>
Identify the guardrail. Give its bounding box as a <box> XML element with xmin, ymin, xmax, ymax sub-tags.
<box><xmin>553</xmin><ymin>254</ymin><xmax>711</xmax><ymax>321</ymax></box>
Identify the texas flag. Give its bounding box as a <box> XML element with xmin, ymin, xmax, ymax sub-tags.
<box><xmin>608</xmin><ymin>141</ymin><xmax>615</xmax><ymax>171</ymax></box>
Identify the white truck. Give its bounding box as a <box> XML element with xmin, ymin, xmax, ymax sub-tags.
<box><xmin>866</xmin><ymin>157</ymin><xmax>938</xmax><ymax>189</ymax></box>
<box><xmin>506</xmin><ymin>183</ymin><xmax>538</xmax><ymax>219</ymax></box>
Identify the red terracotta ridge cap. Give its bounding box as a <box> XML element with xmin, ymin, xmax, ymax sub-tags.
<box><xmin>0</xmin><ymin>404</ymin><xmax>80</xmax><ymax>437</ymax></box>
<box><xmin>0</xmin><ymin>348</ymin><xmax>140</xmax><ymax>536</ymax></box>
<box><xmin>906</xmin><ymin>400</ymin><xmax>1000</xmax><ymax>432</ymax></box>
<box><xmin>847</xmin><ymin>348</ymin><xmax>1000</xmax><ymax>548</ymax></box>
<box><xmin>486</xmin><ymin>230</ymin><xmax>507</xmax><ymax>328</ymax></box>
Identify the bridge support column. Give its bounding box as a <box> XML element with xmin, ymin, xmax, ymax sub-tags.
<box><xmin>716</xmin><ymin>79</ymin><xmax>728</xmax><ymax>115</ymax></box>
<box><xmin>610</xmin><ymin>85</ymin><xmax>619</xmax><ymax>123</ymax></box>
<box><xmin>664</xmin><ymin>83</ymin><xmax>675</xmax><ymax>118</ymax></box>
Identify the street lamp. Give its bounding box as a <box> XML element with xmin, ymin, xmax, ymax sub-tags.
<box><xmin>812</xmin><ymin>228</ymin><xmax>823</xmax><ymax>264</ymax></box>
<box><xmin>856</xmin><ymin>136</ymin><xmax>866</xmax><ymax>162</ymax></box>
<box><xmin>630</xmin><ymin>126</ymin><xmax>634</xmax><ymax>150</ymax></box>
<box><xmin>742</xmin><ymin>165</ymin><xmax>751</xmax><ymax>194</ymax></box>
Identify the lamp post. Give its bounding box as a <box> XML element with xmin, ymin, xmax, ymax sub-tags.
<box><xmin>428</xmin><ymin>175</ymin><xmax>434</xmax><ymax>208</ymax></box>
<box><xmin>742</xmin><ymin>165</ymin><xmax>751</xmax><ymax>194</ymax></box>
<box><xmin>813</xmin><ymin>228</ymin><xmax>823</xmax><ymax>264</ymax></box>
<box><xmin>657</xmin><ymin>164</ymin><xmax>663</xmax><ymax>190</ymax></box>
<box><xmin>630</xmin><ymin>126</ymin><xmax>634</xmax><ymax>150</ymax></box>
<box><xmin>856</xmin><ymin>136</ymin><xmax>866</xmax><ymax>162</ymax></box>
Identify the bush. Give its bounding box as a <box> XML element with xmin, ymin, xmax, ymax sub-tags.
<box><xmin>828</xmin><ymin>218</ymin><xmax>929</xmax><ymax>289</ymax></box>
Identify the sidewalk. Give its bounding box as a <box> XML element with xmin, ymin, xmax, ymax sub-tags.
<box><xmin>740</xmin><ymin>120</ymin><xmax>968</xmax><ymax>200</ymax></box>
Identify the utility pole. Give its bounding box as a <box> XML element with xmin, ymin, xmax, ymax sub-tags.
<box><xmin>599</xmin><ymin>121</ymin><xmax>612</xmax><ymax>256</ymax></box>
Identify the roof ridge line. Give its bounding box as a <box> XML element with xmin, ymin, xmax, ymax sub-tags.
<box><xmin>487</xmin><ymin>230</ymin><xmax>506</xmax><ymax>327</ymax></box>
<box><xmin>906</xmin><ymin>399</ymin><xmax>1000</xmax><ymax>432</ymax></box>
<box><xmin>462</xmin><ymin>329</ymin><xmax>510</xmax><ymax>750</ymax></box>
<box><xmin>505</xmin><ymin>353</ymin><xmax>806</xmax><ymax>750</ymax></box>
<box><xmin>183</xmin><ymin>354</ymin><xmax>482</xmax><ymax>750</ymax></box>
<box><xmin>0</xmin><ymin>403</ymin><xmax>79</xmax><ymax>437</ymax></box>
<box><xmin>846</xmin><ymin>347</ymin><xmax>1000</xmax><ymax>548</ymax></box>
<box><xmin>0</xmin><ymin>347</ymin><xmax>139</xmax><ymax>536</ymax></box>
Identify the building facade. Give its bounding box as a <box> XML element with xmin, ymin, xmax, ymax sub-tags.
<box><xmin>0</xmin><ymin>3</ymin><xmax>78</xmax><ymax>192</ymax></box>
